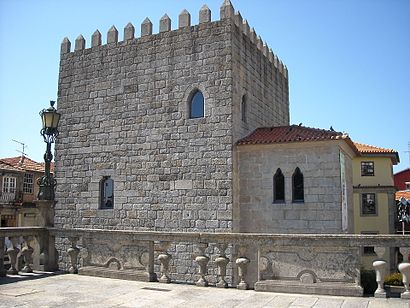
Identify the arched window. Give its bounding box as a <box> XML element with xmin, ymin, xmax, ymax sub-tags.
<box><xmin>292</xmin><ymin>167</ymin><xmax>304</xmax><ymax>202</ymax></box>
<box><xmin>100</xmin><ymin>176</ymin><xmax>114</xmax><ymax>209</ymax></box>
<box><xmin>189</xmin><ymin>90</ymin><xmax>204</xmax><ymax>118</ymax></box>
<box><xmin>241</xmin><ymin>94</ymin><xmax>247</xmax><ymax>122</ymax></box>
<box><xmin>273</xmin><ymin>168</ymin><xmax>285</xmax><ymax>202</ymax></box>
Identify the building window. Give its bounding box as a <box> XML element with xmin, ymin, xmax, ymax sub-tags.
<box><xmin>23</xmin><ymin>173</ymin><xmax>34</xmax><ymax>194</ymax></box>
<box><xmin>273</xmin><ymin>168</ymin><xmax>285</xmax><ymax>202</ymax></box>
<box><xmin>405</xmin><ymin>182</ymin><xmax>410</xmax><ymax>190</ymax></box>
<box><xmin>189</xmin><ymin>90</ymin><xmax>204</xmax><ymax>119</ymax></box>
<box><xmin>2</xmin><ymin>177</ymin><xmax>16</xmax><ymax>193</ymax></box>
<box><xmin>361</xmin><ymin>193</ymin><xmax>376</xmax><ymax>215</ymax></box>
<box><xmin>1</xmin><ymin>215</ymin><xmax>17</xmax><ymax>227</ymax></box>
<box><xmin>361</xmin><ymin>161</ymin><xmax>374</xmax><ymax>176</ymax></box>
<box><xmin>100</xmin><ymin>177</ymin><xmax>114</xmax><ymax>209</ymax></box>
<box><xmin>363</xmin><ymin>246</ymin><xmax>376</xmax><ymax>255</ymax></box>
<box><xmin>241</xmin><ymin>94</ymin><xmax>247</xmax><ymax>123</ymax></box>
<box><xmin>362</xmin><ymin>232</ymin><xmax>377</xmax><ymax>256</ymax></box>
<box><xmin>292</xmin><ymin>167</ymin><xmax>304</xmax><ymax>202</ymax></box>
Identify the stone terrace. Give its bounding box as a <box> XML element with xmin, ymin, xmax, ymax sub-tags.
<box><xmin>1</xmin><ymin>273</ymin><xmax>409</xmax><ymax>308</ymax></box>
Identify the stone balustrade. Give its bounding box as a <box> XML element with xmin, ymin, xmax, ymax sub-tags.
<box><xmin>0</xmin><ymin>227</ymin><xmax>58</xmax><ymax>277</ymax></box>
<box><xmin>1</xmin><ymin>227</ymin><xmax>409</xmax><ymax>299</ymax></box>
<box><xmin>0</xmin><ymin>192</ymin><xmax>17</xmax><ymax>203</ymax></box>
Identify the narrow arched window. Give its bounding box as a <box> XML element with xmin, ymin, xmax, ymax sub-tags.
<box><xmin>100</xmin><ymin>176</ymin><xmax>114</xmax><ymax>209</ymax></box>
<box><xmin>241</xmin><ymin>94</ymin><xmax>247</xmax><ymax>122</ymax></box>
<box><xmin>273</xmin><ymin>168</ymin><xmax>285</xmax><ymax>202</ymax></box>
<box><xmin>292</xmin><ymin>167</ymin><xmax>304</xmax><ymax>202</ymax></box>
<box><xmin>189</xmin><ymin>90</ymin><xmax>204</xmax><ymax>118</ymax></box>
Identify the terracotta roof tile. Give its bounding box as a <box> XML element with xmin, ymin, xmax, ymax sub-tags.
<box><xmin>237</xmin><ymin>125</ymin><xmax>352</xmax><ymax>145</ymax></box>
<box><xmin>396</xmin><ymin>190</ymin><xmax>410</xmax><ymax>201</ymax></box>
<box><xmin>0</xmin><ymin>156</ymin><xmax>45</xmax><ymax>173</ymax></box>
<box><xmin>353</xmin><ymin>142</ymin><xmax>399</xmax><ymax>164</ymax></box>
<box><xmin>354</xmin><ymin>142</ymin><xmax>397</xmax><ymax>154</ymax></box>
<box><xmin>0</xmin><ymin>160</ymin><xmax>23</xmax><ymax>173</ymax></box>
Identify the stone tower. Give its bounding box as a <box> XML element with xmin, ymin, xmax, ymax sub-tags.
<box><xmin>55</xmin><ymin>0</ymin><xmax>289</xmax><ymax>232</ymax></box>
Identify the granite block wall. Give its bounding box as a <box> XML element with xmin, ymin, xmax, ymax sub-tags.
<box><xmin>55</xmin><ymin>2</ymin><xmax>289</xmax><ymax>234</ymax></box>
<box><xmin>236</xmin><ymin>141</ymin><xmax>354</xmax><ymax>233</ymax></box>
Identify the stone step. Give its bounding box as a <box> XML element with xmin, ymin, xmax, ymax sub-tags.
<box><xmin>254</xmin><ymin>279</ymin><xmax>363</xmax><ymax>297</ymax></box>
<box><xmin>78</xmin><ymin>266</ymin><xmax>157</xmax><ymax>282</ymax></box>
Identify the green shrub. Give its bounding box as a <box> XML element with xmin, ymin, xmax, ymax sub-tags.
<box><xmin>384</xmin><ymin>272</ymin><xmax>403</xmax><ymax>286</ymax></box>
<box><xmin>360</xmin><ymin>269</ymin><xmax>377</xmax><ymax>295</ymax></box>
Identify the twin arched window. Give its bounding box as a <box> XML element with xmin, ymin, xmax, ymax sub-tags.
<box><xmin>189</xmin><ymin>90</ymin><xmax>204</xmax><ymax>119</ymax></box>
<box><xmin>292</xmin><ymin>167</ymin><xmax>304</xmax><ymax>202</ymax></box>
<box><xmin>273</xmin><ymin>167</ymin><xmax>304</xmax><ymax>203</ymax></box>
<box><xmin>273</xmin><ymin>168</ymin><xmax>285</xmax><ymax>202</ymax></box>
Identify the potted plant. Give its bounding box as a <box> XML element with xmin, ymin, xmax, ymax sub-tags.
<box><xmin>384</xmin><ymin>272</ymin><xmax>404</xmax><ymax>297</ymax></box>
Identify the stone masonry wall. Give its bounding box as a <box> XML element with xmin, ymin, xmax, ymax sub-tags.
<box><xmin>231</xmin><ymin>13</ymin><xmax>289</xmax><ymax>142</ymax></box>
<box><xmin>229</xmin><ymin>10</ymin><xmax>290</xmax><ymax>231</ymax></box>
<box><xmin>55</xmin><ymin>2</ymin><xmax>289</xmax><ymax>234</ymax></box>
<box><xmin>54</xmin><ymin>1</ymin><xmax>290</xmax><ymax>283</ymax></box>
<box><xmin>55</xmin><ymin>13</ymin><xmax>235</xmax><ymax>232</ymax></box>
<box><xmin>236</xmin><ymin>141</ymin><xmax>354</xmax><ymax>233</ymax></box>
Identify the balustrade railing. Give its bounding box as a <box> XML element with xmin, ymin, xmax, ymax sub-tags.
<box><xmin>1</xmin><ymin>227</ymin><xmax>409</xmax><ymax>300</ymax></box>
<box><xmin>0</xmin><ymin>192</ymin><xmax>17</xmax><ymax>203</ymax></box>
<box><xmin>0</xmin><ymin>227</ymin><xmax>57</xmax><ymax>277</ymax></box>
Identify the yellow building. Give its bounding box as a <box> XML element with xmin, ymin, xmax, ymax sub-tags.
<box><xmin>352</xmin><ymin>142</ymin><xmax>399</xmax><ymax>270</ymax></box>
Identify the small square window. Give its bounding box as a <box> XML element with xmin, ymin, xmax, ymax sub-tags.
<box><xmin>361</xmin><ymin>161</ymin><xmax>374</xmax><ymax>176</ymax></box>
<box><xmin>363</xmin><ymin>246</ymin><xmax>376</xmax><ymax>256</ymax></box>
<box><xmin>361</xmin><ymin>232</ymin><xmax>378</xmax><ymax>256</ymax></box>
<box><xmin>361</xmin><ymin>193</ymin><xmax>376</xmax><ymax>215</ymax></box>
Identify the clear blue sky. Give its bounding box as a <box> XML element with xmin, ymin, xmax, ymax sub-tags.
<box><xmin>0</xmin><ymin>0</ymin><xmax>409</xmax><ymax>172</ymax></box>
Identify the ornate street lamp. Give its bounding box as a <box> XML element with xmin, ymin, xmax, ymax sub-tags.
<box><xmin>37</xmin><ymin>100</ymin><xmax>60</xmax><ymax>200</ymax></box>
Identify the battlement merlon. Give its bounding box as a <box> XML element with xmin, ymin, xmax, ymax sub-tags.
<box><xmin>59</xmin><ymin>0</ymin><xmax>288</xmax><ymax>79</ymax></box>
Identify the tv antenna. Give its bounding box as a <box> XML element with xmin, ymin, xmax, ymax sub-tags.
<box><xmin>12</xmin><ymin>139</ymin><xmax>28</xmax><ymax>157</ymax></box>
<box><xmin>405</xmin><ymin>141</ymin><xmax>410</xmax><ymax>164</ymax></box>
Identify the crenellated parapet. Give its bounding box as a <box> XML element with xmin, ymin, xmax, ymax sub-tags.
<box><xmin>60</xmin><ymin>0</ymin><xmax>287</xmax><ymax>79</ymax></box>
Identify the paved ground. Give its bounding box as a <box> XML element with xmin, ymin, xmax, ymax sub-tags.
<box><xmin>0</xmin><ymin>272</ymin><xmax>409</xmax><ymax>308</ymax></box>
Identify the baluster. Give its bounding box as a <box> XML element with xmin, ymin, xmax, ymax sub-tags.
<box><xmin>157</xmin><ymin>241</ymin><xmax>172</xmax><ymax>283</ymax></box>
<box><xmin>236</xmin><ymin>257</ymin><xmax>250</xmax><ymax>290</ymax></box>
<box><xmin>0</xmin><ymin>236</ymin><xmax>6</xmax><ymax>277</ymax></box>
<box><xmin>215</xmin><ymin>243</ymin><xmax>229</xmax><ymax>288</ymax></box>
<box><xmin>6</xmin><ymin>237</ymin><xmax>20</xmax><ymax>275</ymax></box>
<box><xmin>67</xmin><ymin>237</ymin><xmax>80</xmax><ymax>274</ymax></box>
<box><xmin>235</xmin><ymin>244</ymin><xmax>250</xmax><ymax>290</ymax></box>
<box><xmin>195</xmin><ymin>243</ymin><xmax>209</xmax><ymax>287</ymax></box>
<box><xmin>372</xmin><ymin>246</ymin><xmax>387</xmax><ymax>298</ymax></box>
<box><xmin>398</xmin><ymin>247</ymin><xmax>410</xmax><ymax>299</ymax></box>
<box><xmin>20</xmin><ymin>236</ymin><xmax>34</xmax><ymax>273</ymax></box>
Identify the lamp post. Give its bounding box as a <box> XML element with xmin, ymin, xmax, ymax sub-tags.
<box><xmin>37</xmin><ymin>100</ymin><xmax>60</xmax><ymax>201</ymax></box>
<box><xmin>398</xmin><ymin>197</ymin><xmax>410</xmax><ymax>235</ymax></box>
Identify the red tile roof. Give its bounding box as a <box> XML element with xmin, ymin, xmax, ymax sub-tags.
<box><xmin>236</xmin><ymin>125</ymin><xmax>358</xmax><ymax>153</ymax></box>
<box><xmin>353</xmin><ymin>142</ymin><xmax>399</xmax><ymax>164</ymax></box>
<box><xmin>396</xmin><ymin>190</ymin><xmax>410</xmax><ymax>201</ymax></box>
<box><xmin>354</xmin><ymin>142</ymin><xmax>397</xmax><ymax>154</ymax></box>
<box><xmin>0</xmin><ymin>156</ymin><xmax>45</xmax><ymax>173</ymax></box>
<box><xmin>0</xmin><ymin>160</ymin><xmax>23</xmax><ymax>173</ymax></box>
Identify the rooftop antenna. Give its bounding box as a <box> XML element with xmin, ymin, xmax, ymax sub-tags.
<box><xmin>405</xmin><ymin>141</ymin><xmax>410</xmax><ymax>164</ymax></box>
<box><xmin>12</xmin><ymin>139</ymin><xmax>28</xmax><ymax>157</ymax></box>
